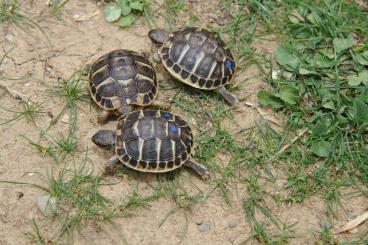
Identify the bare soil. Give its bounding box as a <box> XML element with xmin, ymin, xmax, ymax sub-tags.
<box><xmin>0</xmin><ymin>1</ymin><xmax>366</xmax><ymax>244</ymax></box>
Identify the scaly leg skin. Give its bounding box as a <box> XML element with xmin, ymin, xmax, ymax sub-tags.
<box><xmin>153</xmin><ymin>51</ymin><xmax>161</xmax><ymax>63</ymax></box>
<box><xmin>105</xmin><ymin>155</ymin><xmax>120</xmax><ymax>172</ymax></box>
<box><xmin>97</xmin><ymin>109</ymin><xmax>112</xmax><ymax>124</ymax></box>
<box><xmin>82</xmin><ymin>64</ymin><xmax>91</xmax><ymax>76</ymax></box>
<box><xmin>138</xmin><ymin>49</ymin><xmax>151</xmax><ymax>59</ymax></box>
<box><xmin>150</xmin><ymin>100</ymin><xmax>171</xmax><ymax>111</ymax></box>
<box><xmin>116</xmin><ymin>105</ymin><xmax>134</xmax><ymax>116</ymax></box>
<box><xmin>184</xmin><ymin>160</ymin><xmax>209</xmax><ymax>179</ymax></box>
<box><xmin>216</xmin><ymin>86</ymin><xmax>239</xmax><ymax>106</ymax></box>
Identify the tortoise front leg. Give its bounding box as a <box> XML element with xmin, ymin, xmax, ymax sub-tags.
<box><xmin>153</xmin><ymin>51</ymin><xmax>161</xmax><ymax>63</ymax></box>
<box><xmin>96</xmin><ymin>109</ymin><xmax>112</xmax><ymax>124</ymax></box>
<box><xmin>105</xmin><ymin>155</ymin><xmax>120</xmax><ymax>172</ymax></box>
<box><xmin>184</xmin><ymin>160</ymin><xmax>209</xmax><ymax>179</ymax></box>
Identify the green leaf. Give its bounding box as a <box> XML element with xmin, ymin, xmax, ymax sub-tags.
<box><xmin>275</xmin><ymin>44</ymin><xmax>300</xmax><ymax>70</ymax></box>
<box><xmin>333</xmin><ymin>35</ymin><xmax>356</xmax><ymax>54</ymax></box>
<box><xmin>322</xmin><ymin>100</ymin><xmax>335</xmax><ymax>110</ymax></box>
<box><xmin>257</xmin><ymin>90</ymin><xmax>284</xmax><ymax>109</ymax></box>
<box><xmin>312</xmin><ymin>122</ymin><xmax>328</xmax><ymax>137</ymax></box>
<box><xmin>362</xmin><ymin>50</ymin><xmax>368</xmax><ymax>60</ymax></box>
<box><xmin>118</xmin><ymin>0</ymin><xmax>131</xmax><ymax>16</ymax></box>
<box><xmin>353</xmin><ymin>99</ymin><xmax>368</xmax><ymax>124</ymax></box>
<box><xmin>353</xmin><ymin>51</ymin><xmax>368</xmax><ymax>66</ymax></box>
<box><xmin>130</xmin><ymin>1</ymin><xmax>144</xmax><ymax>11</ymax></box>
<box><xmin>104</xmin><ymin>4</ymin><xmax>122</xmax><ymax>23</ymax></box>
<box><xmin>118</xmin><ymin>15</ymin><xmax>135</xmax><ymax>27</ymax></box>
<box><xmin>279</xmin><ymin>86</ymin><xmax>299</xmax><ymax>105</ymax></box>
<box><xmin>347</xmin><ymin>70</ymin><xmax>368</xmax><ymax>86</ymax></box>
<box><xmin>359</xmin><ymin>70</ymin><xmax>368</xmax><ymax>85</ymax></box>
<box><xmin>288</xmin><ymin>16</ymin><xmax>300</xmax><ymax>24</ymax></box>
<box><xmin>299</xmin><ymin>67</ymin><xmax>314</xmax><ymax>75</ymax></box>
<box><xmin>347</xmin><ymin>74</ymin><xmax>362</xmax><ymax>86</ymax></box>
<box><xmin>311</xmin><ymin>140</ymin><xmax>331</xmax><ymax>157</ymax></box>
<box><xmin>306</xmin><ymin>11</ymin><xmax>322</xmax><ymax>25</ymax></box>
<box><xmin>311</xmin><ymin>53</ymin><xmax>334</xmax><ymax>68</ymax></box>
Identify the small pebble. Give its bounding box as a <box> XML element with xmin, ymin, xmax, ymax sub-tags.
<box><xmin>349</xmin><ymin>228</ymin><xmax>359</xmax><ymax>234</ymax></box>
<box><xmin>347</xmin><ymin>211</ymin><xmax>357</xmax><ymax>220</ymax></box>
<box><xmin>227</xmin><ymin>220</ymin><xmax>237</xmax><ymax>228</ymax></box>
<box><xmin>208</xmin><ymin>13</ymin><xmax>218</xmax><ymax>20</ymax></box>
<box><xmin>47</xmin><ymin>111</ymin><xmax>54</xmax><ymax>119</ymax></box>
<box><xmin>61</xmin><ymin>114</ymin><xmax>70</xmax><ymax>124</ymax></box>
<box><xmin>73</xmin><ymin>13</ymin><xmax>81</xmax><ymax>20</ymax></box>
<box><xmin>5</xmin><ymin>33</ymin><xmax>14</xmax><ymax>42</ymax></box>
<box><xmin>197</xmin><ymin>220</ymin><xmax>211</xmax><ymax>232</ymax></box>
<box><xmin>195</xmin><ymin>220</ymin><xmax>203</xmax><ymax>225</ymax></box>
<box><xmin>36</xmin><ymin>195</ymin><xmax>58</xmax><ymax>216</ymax></box>
<box><xmin>207</xmin><ymin>13</ymin><xmax>226</xmax><ymax>26</ymax></box>
<box><xmin>215</xmin><ymin>18</ymin><xmax>225</xmax><ymax>26</ymax></box>
<box><xmin>271</xmin><ymin>70</ymin><xmax>280</xmax><ymax>80</ymax></box>
<box><xmin>320</xmin><ymin>218</ymin><xmax>332</xmax><ymax>230</ymax></box>
<box><xmin>16</xmin><ymin>192</ymin><xmax>24</xmax><ymax>199</ymax></box>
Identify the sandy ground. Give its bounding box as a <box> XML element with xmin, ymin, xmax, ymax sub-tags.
<box><xmin>0</xmin><ymin>1</ymin><xmax>367</xmax><ymax>244</ymax></box>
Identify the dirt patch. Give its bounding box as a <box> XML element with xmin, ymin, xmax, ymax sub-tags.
<box><xmin>0</xmin><ymin>1</ymin><xmax>366</xmax><ymax>244</ymax></box>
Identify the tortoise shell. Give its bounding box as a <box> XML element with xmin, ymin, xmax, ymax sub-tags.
<box><xmin>158</xmin><ymin>27</ymin><xmax>236</xmax><ymax>90</ymax></box>
<box><xmin>89</xmin><ymin>49</ymin><xmax>158</xmax><ymax>111</ymax></box>
<box><xmin>115</xmin><ymin>109</ymin><xmax>193</xmax><ymax>173</ymax></box>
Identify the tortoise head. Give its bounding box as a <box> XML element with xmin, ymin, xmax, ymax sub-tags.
<box><xmin>148</xmin><ymin>29</ymin><xmax>169</xmax><ymax>46</ymax></box>
<box><xmin>92</xmin><ymin>130</ymin><xmax>116</xmax><ymax>149</ymax></box>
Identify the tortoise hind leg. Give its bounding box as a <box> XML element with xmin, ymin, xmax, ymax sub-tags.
<box><xmin>116</xmin><ymin>104</ymin><xmax>134</xmax><ymax>116</ymax></box>
<box><xmin>105</xmin><ymin>155</ymin><xmax>120</xmax><ymax>172</ymax></box>
<box><xmin>184</xmin><ymin>160</ymin><xmax>209</xmax><ymax>179</ymax></box>
<box><xmin>216</xmin><ymin>86</ymin><xmax>238</xmax><ymax>106</ymax></box>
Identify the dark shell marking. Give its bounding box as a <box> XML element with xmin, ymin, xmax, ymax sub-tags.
<box><xmin>159</xmin><ymin>28</ymin><xmax>235</xmax><ymax>90</ymax></box>
<box><xmin>115</xmin><ymin>109</ymin><xmax>193</xmax><ymax>173</ymax></box>
<box><xmin>89</xmin><ymin>49</ymin><xmax>157</xmax><ymax>111</ymax></box>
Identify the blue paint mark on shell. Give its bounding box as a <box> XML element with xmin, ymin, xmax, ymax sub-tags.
<box><xmin>226</xmin><ymin>60</ymin><xmax>234</xmax><ymax>70</ymax></box>
<box><xmin>170</xmin><ymin>125</ymin><xmax>177</xmax><ymax>132</ymax></box>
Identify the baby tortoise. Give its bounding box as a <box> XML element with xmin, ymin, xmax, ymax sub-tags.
<box><xmin>148</xmin><ymin>27</ymin><xmax>238</xmax><ymax>105</ymax></box>
<box><xmin>92</xmin><ymin>109</ymin><xmax>209</xmax><ymax>178</ymax></box>
<box><xmin>88</xmin><ymin>49</ymin><xmax>160</xmax><ymax>123</ymax></box>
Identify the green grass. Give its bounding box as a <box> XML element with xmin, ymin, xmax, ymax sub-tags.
<box><xmin>0</xmin><ymin>101</ymin><xmax>46</xmax><ymax>126</ymax></box>
<box><xmin>0</xmin><ymin>0</ymin><xmax>51</xmax><ymax>45</ymax></box>
<box><xmin>23</xmin><ymin>129</ymin><xmax>79</xmax><ymax>162</ymax></box>
<box><xmin>163</xmin><ymin>0</ymin><xmax>186</xmax><ymax>30</ymax></box>
<box><xmin>1</xmin><ymin>156</ymin><xmax>119</xmax><ymax>242</ymax></box>
<box><xmin>47</xmin><ymin>0</ymin><xmax>71</xmax><ymax>15</ymax></box>
<box><xmin>26</xmin><ymin>218</ymin><xmax>53</xmax><ymax>245</ymax></box>
<box><xmin>251</xmin><ymin>0</ymin><xmax>368</xmax><ymax>204</ymax></box>
<box><xmin>119</xmin><ymin>190</ymin><xmax>163</xmax><ymax>213</ymax></box>
<box><xmin>21</xmin><ymin>70</ymin><xmax>90</xmax><ymax>162</ymax></box>
<box><xmin>1</xmin><ymin>0</ymin><xmax>37</xmax><ymax>29</ymax></box>
<box><xmin>52</xmin><ymin>70</ymin><xmax>90</xmax><ymax>107</ymax></box>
